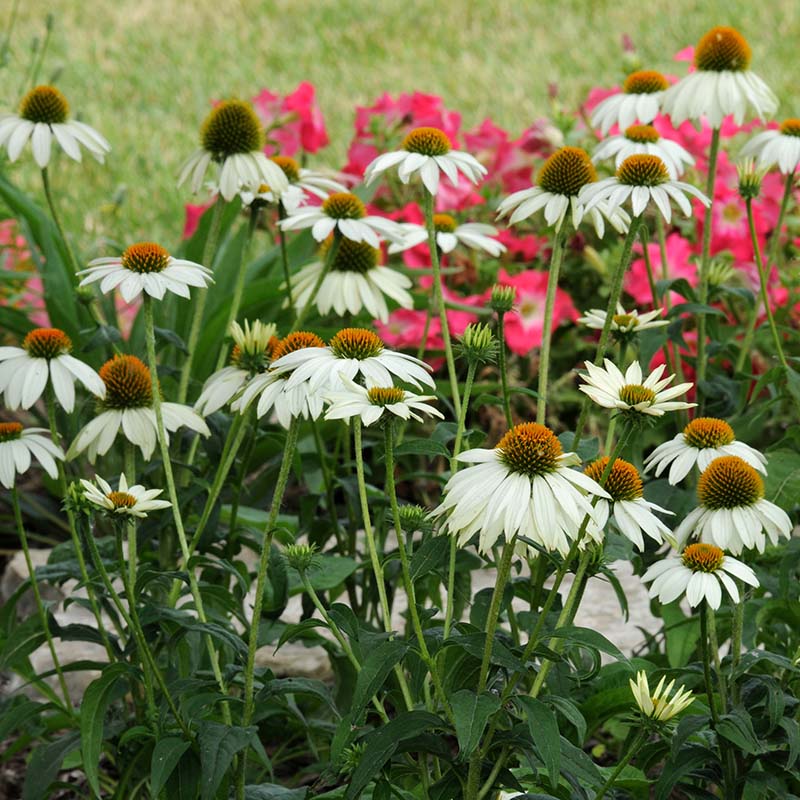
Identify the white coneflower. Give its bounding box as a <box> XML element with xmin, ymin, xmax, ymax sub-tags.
<box><xmin>290</xmin><ymin>237</ymin><xmax>412</xmax><ymax>323</ymax></box>
<box><xmin>592</xmin><ymin>124</ymin><xmax>695</xmax><ymax>179</ymax></box>
<box><xmin>177</xmin><ymin>98</ymin><xmax>289</xmax><ymax>201</ymax></box>
<box><xmin>81</xmin><ymin>473</ymin><xmax>171</xmax><ymax>518</ymax></box>
<box><xmin>272</xmin><ymin>327</ymin><xmax>435</xmax><ymax>394</ymax></box>
<box><xmin>0</xmin><ymin>327</ymin><xmax>105</xmax><ymax>412</ymax></box>
<box><xmin>579</xmin><ymin>359</ymin><xmax>695</xmax><ymax>419</ymax></box>
<box><xmin>496</xmin><ymin>146</ymin><xmax>630</xmax><ymax>236</ymax></box>
<box><xmin>661</xmin><ymin>26</ymin><xmax>778</xmax><ymax>128</ymax></box>
<box><xmin>674</xmin><ymin>455</ymin><xmax>791</xmax><ymax>555</ymax></box>
<box><xmin>324</xmin><ymin>377</ymin><xmax>442</xmax><ymax>426</ymax></box>
<box><xmin>0</xmin><ymin>422</ymin><xmax>63</xmax><ymax>489</ymax></box>
<box><xmin>642</xmin><ymin>542</ymin><xmax>758</xmax><ymax>609</ymax></box>
<box><xmin>591</xmin><ymin>70</ymin><xmax>670</xmax><ymax>135</ymax></box>
<box><xmin>431</xmin><ymin>422</ymin><xmax>610</xmax><ymax>557</ymax></box>
<box><xmin>78</xmin><ymin>242</ymin><xmax>213</xmax><ymax>303</ymax></box>
<box><xmin>630</xmin><ymin>671</ymin><xmax>694</xmax><ymax>722</ymax></box>
<box><xmin>388</xmin><ymin>214</ymin><xmax>506</xmax><ymax>257</ymax></box>
<box><xmin>644</xmin><ymin>417</ymin><xmax>767</xmax><ymax>485</ymax></box>
<box><xmin>583</xmin><ymin>457</ymin><xmax>673</xmax><ymax>551</ymax></box>
<box><xmin>0</xmin><ymin>85</ymin><xmax>110</xmax><ymax>168</ymax></box>
<box><xmin>740</xmin><ymin>118</ymin><xmax>800</xmax><ymax>174</ymax></box>
<box><xmin>66</xmin><ymin>355</ymin><xmax>210</xmax><ymax>463</ymax></box>
<box><xmin>364</xmin><ymin>126</ymin><xmax>487</xmax><ymax>195</ymax></box>
<box><xmin>278</xmin><ymin>191</ymin><xmax>404</xmax><ymax>248</ymax></box>
<box><xmin>194</xmin><ymin>320</ymin><xmax>277</xmax><ymax>415</ymax></box>
<box><xmin>579</xmin><ymin>154</ymin><xmax>710</xmax><ymax>224</ymax></box>
<box><xmin>578</xmin><ymin>303</ymin><xmax>668</xmax><ymax>335</ymax></box>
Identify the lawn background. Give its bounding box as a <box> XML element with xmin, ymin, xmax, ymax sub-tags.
<box><xmin>7</xmin><ymin>0</ymin><xmax>800</xmax><ymax>250</ymax></box>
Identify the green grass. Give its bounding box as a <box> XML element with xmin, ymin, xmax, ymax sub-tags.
<box><xmin>7</xmin><ymin>0</ymin><xmax>799</xmax><ymax>250</ymax></box>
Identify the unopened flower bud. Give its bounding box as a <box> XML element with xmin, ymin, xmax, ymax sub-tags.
<box><xmin>64</xmin><ymin>480</ymin><xmax>92</xmax><ymax>516</ymax></box>
<box><xmin>737</xmin><ymin>158</ymin><xmax>765</xmax><ymax>201</ymax></box>
<box><xmin>707</xmin><ymin>256</ymin><xmax>735</xmax><ymax>288</ymax></box>
<box><xmin>490</xmin><ymin>284</ymin><xmax>515</xmax><ymax>315</ymax></box>
<box><xmin>458</xmin><ymin>322</ymin><xmax>498</xmax><ymax>365</ymax></box>
<box><xmin>285</xmin><ymin>543</ymin><xmax>318</xmax><ymax>573</ymax></box>
<box><xmin>388</xmin><ymin>504</ymin><xmax>433</xmax><ymax>536</ymax></box>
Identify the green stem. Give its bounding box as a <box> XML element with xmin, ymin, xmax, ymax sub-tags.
<box><xmin>41</xmin><ymin>166</ymin><xmax>78</xmax><ymax>281</ymax></box>
<box><xmin>178</xmin><ymin>195</ymin><xmax>226</xmax><ymax>403</ymax></box>
<box><xmin>695</xmin><ymin>127</ymin><xmax>721</xmax><ymax>406</ymax></box>
<box><xmin>496</xmin><ymin>313</ymin><xmax>513</xmax><ymax>429</ymax></box>
<box><xmin>706</xmin><ymin>604</ymin><xmax>728</xmax><ymax>713</ymax></box>
<box><xmin>700</xmin><ymin>601</ymin><xmax>719</xmax><ymax>725</ymax></box>
<box><xmin>415</xmin><ymin>303</ymin><xmax>434</xmax><ymax>362</ymax></box>
<box><xmin>594</xmin><ymin>730</ymin><xmax>647</xmax><ymax>800</ymax></box>
<box><xmin>278</xmin><ymin>203</ymin><xmax>295</xmax><ymax>324</ymax></box>
<box><xmin>536</xmin><ymin>230</ymin><xmax>566</xmax><ymax>424</ymax></box>
<box><xmin>142</xmin><ymin>296</ymin><xmax>231</xmax><ymax>719</ymax></box>
<box><xmin>730</xmin><ymin>580</ymin><xmax>744</xmax><ymax>705</ymax></box>
<box><xmin>11</xmin><ymin>488</ymin><xmax>73</xmax><ymax>714</ymax></box>
<box><xmin>423</xmin><ymin>190</ymin><xmax>461</xmax><ymax>418</ymax></box>
<box><xmin>353</xmin><ymin>419</ymin><xmax>414</xmax><ymax>710</ymax></box>
<box><xmin>291</xmin><ymin>233</ymin><xmax>341</xmax><ymax>332</ymax></box>
<box><xmin>124</xmin><ymin>442</ymin><xmax>137</xmax><ymax>594</ymax></box>
<box><xmin>477</xmin><ymin>745</ymin><xmax>510</xmax><ymax>800</ymax></box>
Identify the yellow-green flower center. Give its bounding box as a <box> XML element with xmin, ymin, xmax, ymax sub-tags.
<box><xmin>401</xmin><ymin>126</ymin><xmax>451</xmax><ymax>156</ymax></box>
<box><xmin>619</xmin><ymin>384</ymin><xmax>656</xmax><ymax>406</ymax></box>
<box><xmin>230</xmin><ymin>337</ymin><xmax>278</xmax><ymax>373</ymax></box>
<box><xmin>200</xmin><ymin>99</ymin><xmax>263</xmax><ymax>159</ymax></box>
<box><xmin>698</xmin><ymin>455</ymin><xmax>763</xmax><ymax>509</ymax></box>
<box><xmin>367</xmin><ymin>387</ymin><xmax>405</xmax><ymax>406</ymax></box>
<box><xmin>612</xmin><ymin>313</ymin><xmax>637</xmax><ymax>330</ymax></box>
<box><xmin>624</xmin><ymin>124</ymin><xmax>660</xmax><ymax>144</ymax></box>
<box><xmin>622</xmin><ymin>70</ymin><xmax>669</xmax><ymax>94</ymax></box>
<box><xmin>779</xmin><ymin>119</ymin><xmax>800</xmax><ymax>138</ymax></box>
<box><xmin>322</xmin><ymin>192</ymin><xmax>366</xmax><ymax>220</ymax></box>
<box><xmin>270</xmin><ymin>331</ymin><xmax>325</xmax><ymax>362</ymax></box>
<box><xmin>0</xmin><ymin>422</ymin><xmax>23</xmax><ymax>442</ymax></box>
<box><xmin>107</xmin><ymin>491</ymin><xmax>136</xmax><ymax>509</ymax></box>
<box><xmin>538</xmin><ymin>146</ymin><xmax>597</xmax><ymax>197</ymax></box>
<box><xmin>497</xmin><ymin>422</ymin><xmax>562</xmax><ymax>477</ymax></box>
<box><xmin>20</xmin><ymin>85</ymin><xmax>69</xmax><ymax>124</ymax></box>
<box><xmin>682</xmin><ymin>543</ymin><xmax>725</xmax><ymax>573</ymax></box>
<box><xmin>271</xmin><ymin>155</ymin><xmax>301</xmax><ymax>183</ymax></box>
<box><xmin>683</xmin><ymin>417</ymin><xmax>735</xmax><ymax>449</ymax></box>
<box><xmin>433</xmin><ymin>213</ymin><xmax>457</xmax><ymax>233</ymax></box>
<box><xmin>584</xmin><ymin>456</ymin><xmax>643</xmax><ymax>501</ymax></box>
<box><xmin>99</xmin><ymin>355</ymin><xmax>152</xmax><ymax>409</ymax></box>
<box><xmin>694</xmin><ymin>26</ymin><xmax>751</xmax><ymax>72</ymax></box>
<box><xmin>617</xmin><ymin>154</ymin><xmax>669</xmax><ymax>187</ymax></box>
<box><xmin>329</xmin><ymin>328</ymin><xmax>384</xmax><ymax>360</ymax></box>
<box><xmin>121</xmin><ymin>242</ymin><xmax>170</xmax><ymax>274</ymax></box>
<box><xmin>22</xmin><ymin>327</ymin><xmax>72</xmax><ymax>359</ymax></box>
<box><xmin>322</xmin><ymin>236</ymin><xmax>379</xmax><ymax>274</ymax></box>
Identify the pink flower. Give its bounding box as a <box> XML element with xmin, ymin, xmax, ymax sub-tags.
<box><xmin>494</xmin><ymin>268</ymin><xmax>577</xmax><ymax>356</ymax></box>
<box><xmin>252</xmin><ymin>82</ymin><xmax>329</xmax><ymax>157</ymax></box>
<box><xmin>626</xmin><ymin>232</ymin><xmax>698</xmax><ymax>306</ymax></box>
<box><xmin>183</xmin><ymin>202</ymin><xmax>211</xmax><ymax>240</ymax></box>
<box><xmin>496</xmin><ymin>229</ymin><xmax>545</xmax><ymax>262</ymax></box>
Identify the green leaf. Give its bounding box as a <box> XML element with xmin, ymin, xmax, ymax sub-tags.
<box><xmin>0</xmin><ymin>612</ymin><xmax>47</xmax><ymax>669</ymax></box>
<box><xmin>763</xmin><ymin>449</ymin><xmax>800</xmax><ymax>512</ymax></box>
<box><xmin>151</xmin><ymin>736</ymin><xmax>192</xmax><ymax>798</ymax></box>
<box><xmin>717</xmin><ymin>707</ymin><xmax>765</xmax><ymax>755</ymax></box>
<box><xmin>450</xmin><ymin>690</ymin><xmax>500</xmax><ymax>760</ymax></box>
<box><xmin>394</xmin><ymin>439</ymin><xmax>451</xmax><ymax>458</ymax></box>
<box><xmin>660</xmin><ymin>601</ymin><xmax>701</xmax><ymax>668</ymax></box>
<box><xmin>409</xmin><ymin>536</ymin><xmax>451</xmax><ymax>580</ymax></box>
<box><xmin>0</xmin><ymin>697</ymin><xmax>46</xmax><ymax>740</ymax></box>
<box><xmin>668</xmin><ymin>302</ymin><xmax>726</xmax><ymax>318</ymax></box>
<box><xmin>546</xmin><ymin>695</ymin><xmax>587</xmax><ymax>744</ymax></box>
<box><xmin>547</xmin><ymin>625</ymin><xmax>630</xmax><ymax>665</ymax></box>
<box><xmin>558</xmin><ymin>432</ymin><xmax>599</xmax><ymax>463</ymax></box>
<box><xmin>154</xmin><ymin>326</ymin><xmax>189</xmax><ymax>353</ymax></box>
<box><xmin>81</xmin><ymin>663</ymin><xmax>131</xmax><ymax>797</ymax></box>
<box><xmin>245</xmin><ymin>785</ymin><xmax>308</xmax><ymax>800</ymax></box>
<box><xmin>259</xmin><ymin>677</ymin><xmax>338</xmax><ymax>715</ymax></box>
<box><xmin>349</xmin><ymin>639</ymin><xmax>409</xmax><ymax>724</ymax></box>
<box><xmin>517</xmin><ymin>696</ymin><xmax>560</xmax><ymax>788</ymax></box>
<box><xmin>654</xmin><ymin>745</ymin><xmax>717</xmax><ymax>800</ymax></box>
<box><xmin>198</xmin><ymin>722</ymin><xmax>256</xmax><ymax>800</ymax></box>
<box><xmin>299</xmin><ymin>555</ymin><xmax>358</xmax><ymax>592</ymax></box>
<box><xmin>23</xmin><ymin>732</ymin><xmax>81</xmax><ymax>800</ymax></box>
<box><xmin>780</xmin><ymin>717</ymin><xmax>800</xmax><ymax>768</ymax></box>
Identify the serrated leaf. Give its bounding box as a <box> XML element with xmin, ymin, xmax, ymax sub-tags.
<box><xmin>349</xmin><ymin>639</ymin><xmax>408</xmax><ymax>724</ymax></box>
<box><xmin>517</xmin><ymin>696</ymin><xmax>560</xmax><ymax>788</ymax></box>
<box><xmin>451</xmin><ymin>690</ymin><xmax>500</xmax><ymax>759</ymax></box>
<box><xmin>394</xmin><ymin>439</ymin><xmax>451</xmax><ymax>458</ymax></box>
<box><xmin>409</xmin><ymin>537</ymin><xmax>451</xmax><ymax>580</ymax></box>
<box><xmin>151</xmin><ymin>737</ymin><xmax>192</xmax><ymax>798</ymax></box>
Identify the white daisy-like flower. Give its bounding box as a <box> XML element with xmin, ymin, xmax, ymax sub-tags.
<box><xmin>278</xmin><ymin>191</ymin><xmax>404</xmax><ymax>248</ymax></box>
<box><xmin>583</xmin><ymin>457</ymin><xmax>674</xmax><ymax>551</ymax></box>
<box><xmin>661</xmin><ymin>26</ymin><xmax>778</xmax><ymax>128</ymax></box>
<box><xmin>630</xmin><ymin>670</ymin><xmax>694</xmax><ymax>722</ymax></box>
<box><xmin>80</xmin><ymin>473</ymin><xmax>171</xmax><ymax>518</ymax></box>
<box><xmin>272</xmin><ymin>327</ymin><xmax>435</xmax><ymax>395</ymax></box>
<box><xmin>290</xmin><ymin>237</ymin><xmax>412</xmax><ymax>324</ymax></box>
<box><xmin>496</xmin><ymin>146</ymin><xmax>631</xmax><ymax>236</ymax></box>
<box><xmin>431</xmin><ymin>422</ymin><xmax>611</xmax><ymax>557</ymax></box>
<box><xmin>324</xmin><ymin>376</ymin><xmax>442</xmax><ymax>426</ymax></box>
<box><xmin>364</xmin><ymin>126</ymin><xmax>487</xmax><ymax>196</ymax></box>
<box><xmin>674</xmin><ymin>455</ymin><xmax>791</xmax><ymax>555</ymax></box>
<box><xmin>0</xmin><ymin>85</ymin><xmax>110</xmax><ymax>168</ymax></box>
<box><xmin>194</xmin><ymin>320</ymin><xmax>277</xmax><ymax>416</ymax></box>
<box><xmin>78</xmin><ymin>242</ymin><xmax>213</xmax><ymax>304</ymax></box>
<box><xmin>388</xmin><ymin>214</ymin><xmax>507</xmax><ymax>257</ymax></box>
<box><xmin>0</xmin><ymin>422</ymin><xmax>63</xmax><ymax>489</ymax></box>
<box><xmin>579</xmin><ymin>154</ymin><xmax>710</xmax><ymax>224</ymax></box>
<box><xmin>644</xmin><ymin>417</ymin><xmax>767</xmax><ymax>485</ymax></box>
<box><xmin>591</xmin><ymin>70</ymin><xmax>670</xmax><ymax>136</ymax></box>
<box><xmin>231</xmin><ymin>332</ymin><xmax>328</xmax><ymax>428</ymax></box>
<box><xmin>592</xmin><ymin>124</ymin><xmax>695</xmax><ymax>179</ymax></box>
<box><xmin>740</xmin><ymin>118</ymin><xmax>800</xmax><ymax>174</ymax></box>
<box><xmin>0</xmin><ymin>327</ymin><xmax>105</xmax><ymax>412</ymax></box>
<box><xmin>66</xmin><ymin>355</ymin><xmax>210</xmax><ymax>463</ymax></box>
<box><xmin>578</xmin><ymin>303</ymin><xmax>668</xmax><ymax>335</ymax></box>
<box><xmin>177</xmin><ymin>98</ymin><xmax>289</xmax><ymax>202</ymax></box>
<box><xmin>579</xmin><ymin>359</ymin><xmax>695</xmax><ymax>419</ymax></box>
<box><xmin>642</xmin><ymin>542</ymin><xmax>758</xmax><ymax>610</ymax></box>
